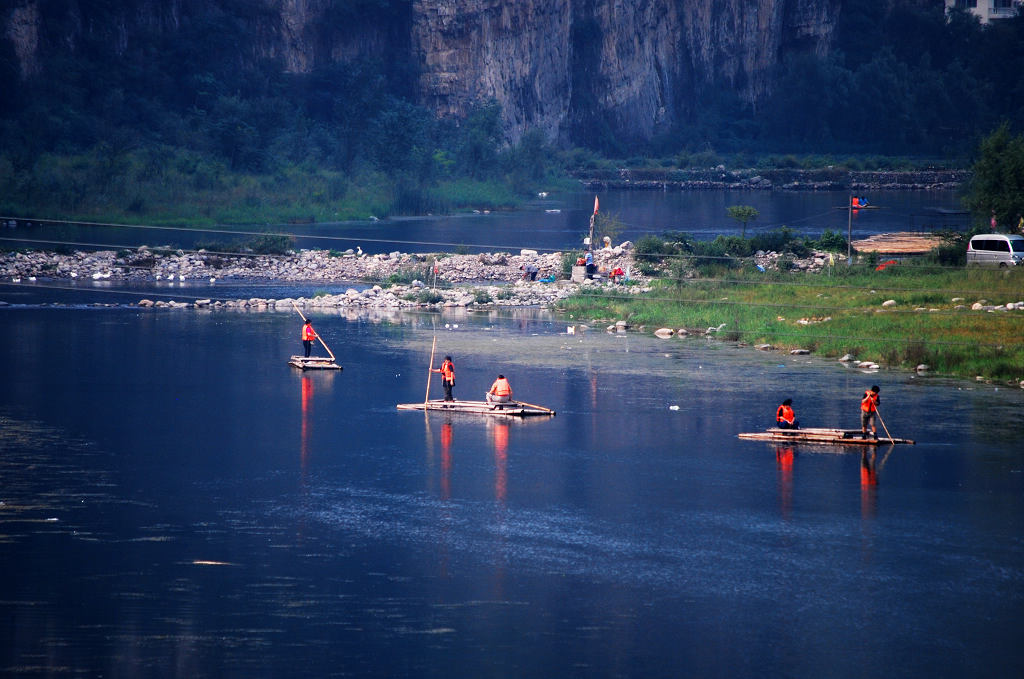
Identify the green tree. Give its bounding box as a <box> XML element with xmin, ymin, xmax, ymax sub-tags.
<box><xmin>726</xmin><ymin>205</ymin><xmax>759</xmax><ymax>237</ymax></box>
<box><xmin>964</xmin><ymin>124</ymin><xmax>1024</xmax><ymax>231</ymax></box>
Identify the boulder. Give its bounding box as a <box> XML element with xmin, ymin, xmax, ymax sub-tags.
<box><xmin>881</xmin><ymin>299</ymin><xmax>897</xmax><ymax>308</ymax></box>
<box><xmin>653</xmin><ymin>328</ymin><xmax>675</xmax><ymax>338</ymax></box>
<box><xmin>790</xmin><ymin>349</ymin><xmax>810</xmax><ymax>355</ymax></box>
<box><xmin>839</xmin><ymin>354</ymin><xmax>856</xmax><ymax>362</ymax></box>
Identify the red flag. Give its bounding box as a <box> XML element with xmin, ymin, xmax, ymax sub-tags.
<box><xmin>593</xmin><ymin>196</ymin><xmax>599</xmax><ymax>215</ymax></box>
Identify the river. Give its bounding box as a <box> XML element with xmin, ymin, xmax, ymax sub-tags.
<box><xmin>1</xmin><ymin>297</ymin><xmax>1022</xmax><ymax>677</ymax></box>
<box><xmin>3</xmin><ymin>188</ymin><xmax>968</xmax><ymax>256</ymax></box>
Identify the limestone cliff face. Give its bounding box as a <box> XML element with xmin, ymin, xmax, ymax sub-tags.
<box><xmin>410</xmin><ymin>0</ymin><xmax>842</xmax><ymax>144</ymax></box>
<box><xmin>2</xmin><ymin>0</ymin><xmax>844</xmax><ymax>144</ymax></box>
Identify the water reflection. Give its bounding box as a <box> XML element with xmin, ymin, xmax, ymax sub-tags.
<box><xmin>776</xmin><ymin>446</ymin><xmax>794</xmax><ymax>520</ymax></box>
<box><xmin>860</xmin><ymin>449</ymin><xmax>879</xmax><ymax>520</ymax></box>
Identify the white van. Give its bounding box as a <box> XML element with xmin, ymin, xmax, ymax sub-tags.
<box><xmin>966</xmin><ymin>234</ymin><xmax>1024</xmax><ymax>267</ymax></box>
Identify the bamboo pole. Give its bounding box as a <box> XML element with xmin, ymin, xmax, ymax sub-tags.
<box><xmin>424</xmin><ymin>335</ymin><xmax>437</xmax><ymax>405</ymax></box>
<box><xmin>874</xmin><ymin>406</ymin><xmax>894</xmax><ymax>442</ymax></box>
<box><xmin>512</xmin><ymin>400</ymin><xmax>554</xmax><ymax>413</ymax></box>
<box><xmin>291</xmin><ymin>301</ymin><xmax>336</xmax><ymax>362</ymax></box>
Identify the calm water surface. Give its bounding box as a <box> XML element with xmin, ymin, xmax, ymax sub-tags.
<box><xmin>3</xmin><ymin>188</ymin><xmax>966</xmax><ymax>255</ymax></box>
<box><xmin>1</xmin><ymin>302</ymin><xmax>1022</xmax><ymax>677</ymax></box>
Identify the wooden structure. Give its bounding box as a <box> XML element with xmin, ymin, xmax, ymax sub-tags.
<box><xmin>397</xmin><ymin>399</ymin><xmax>555</xmax><ymax>417</ymax></box>
<box><xmin>288</xmin><ymin>355</ymin><xmax>342</xmax><ymax>371</ymax></box>
<box><xmin>738</xmin><ymin>427</ymin><xmax>913</xmax><ymax>446</ymax></box>
<box><xmin>401</xmin><ymin>334</ymin><xmax>555</xmax><ymax>417</ymax></box>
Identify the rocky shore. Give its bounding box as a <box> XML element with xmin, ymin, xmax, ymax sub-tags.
<box><xmin>1</xmin><ymin>243</ymin><xmax>646</xmax><ymax>309</ymax></box>
<box><xmin>2</xmin><ymin>242</ymin><xmax>844</xmax><ymax>314</ymax></box>
<box><xmin>577</xmin><ymin>168</ymin><xmax>967</xmax><ymax>192</ymax></box>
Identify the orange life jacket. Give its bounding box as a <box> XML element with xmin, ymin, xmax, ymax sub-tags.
<box><xmin>491</xmin><ymin>378</ymin><xmax>511</xmax><ymax>396</ymax></box>
<box><xmin>440</xmin><ymin>360</ymin><xmax>454</xmax><ymax>382</ymax></box>
<box><xmin>861</xmin><ymin>390</ymin><xmax>878</xmax><ymax>412</ymax></box>
<box><xmin>302</xmin><ymin>324</ymin><xmax>317</xmax><ymax>341</ymax></box>
<box><xmin>776</xmin><ymin>404</ymin><xmax>795</xmax><ymax>424</ymax></box>
<box><xmin>851</xmin><ymin>197</ymin><xmax>860</xmax><ymax>208</ymax></box>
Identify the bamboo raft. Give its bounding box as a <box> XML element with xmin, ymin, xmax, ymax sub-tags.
<box><xmin>397</xmin><ymin>399</ymin><xmax>555</xmax><ymax>417</ymax></box>
<box><xmin>738</xmin><ymin>427</ymin><xmax>914</xmax><ymax>446</ymax></box>
<box><xmin>289</xmin><ymin>301</ymin><xmax>341</xmax><ymax>370</ymax></box>
<box><xmin>288</xmin><ymin>355</ymin><xmax>342</xmax><ymax>371</ymax></box>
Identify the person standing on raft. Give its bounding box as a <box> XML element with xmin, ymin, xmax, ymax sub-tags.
<box><xmin>301</xmin><ymin>319</ymin><xmax>318</xmax><ymax>358</ymax></box>
<box><xmin>486</xmin><ymin>375</ymin><xmax>512</xmax><ymax>405</ymax></box>
<box><xmin>860</xmin><ymin>386</ymin><xmax>880</xmax><ymax>439</ymax></box>
<box><xmin>431</xmin><ymin>355</ymin><xmax>456</xmax><ymax>402</ymax></box>
<box><xmin>775</xmin><ymin>398</ymin><xmax>799</xmax><ymax>429</ymax></box>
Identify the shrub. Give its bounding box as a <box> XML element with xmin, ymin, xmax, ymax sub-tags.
<box><xmin>249</xmin><ymin>234</ymin><xmax>294</xmax><ymax>255</ymax></box>
<box><xmin>384</xmin><ymin>264</ymin><xmax>431</xmax><ymax>286</ymax></box>
<box><xmin>814</xmin><ymin>229</ymin><xmax>848</xmax><ymax>252</ymax></box>
<box><xmin>634</xmin><ymin>235</ymin><xmax>670</xmax><ymax>262</ymax></box>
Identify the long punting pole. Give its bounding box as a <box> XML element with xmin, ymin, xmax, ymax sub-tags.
<box><xmin>511</xmin><ymin>400</ymin><xmax>554</xmax><ymax>414</ymax></box>
<box><xmin>291</xmin><ymin>301</ymin><xmax>336</xmax><ymax>362</ymax></box>
<box><xmin>874</xmin><ymin>406</ymin><xmax>894</xmax><ymax>441</ymax></box>
<box><xmin>424</xmin><ymin>335</ymin><xmax>437</xmax><ymax>405</ymax></box>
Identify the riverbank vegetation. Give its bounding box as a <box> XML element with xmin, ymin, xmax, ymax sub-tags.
<box><xmin>561</xmin><ymin>231</ymin><xmax>1024</xmax><ymax>382</ymax></box>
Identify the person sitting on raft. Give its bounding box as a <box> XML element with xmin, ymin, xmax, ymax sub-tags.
<box><xmin>775</xmin><ymin>398</ymin><xmax>799</xmax><ymax>429</ymax></box>
<box><xmin>486</xmin><ymin>375</ymin><xmax>512</xmax><ymax>404</ymax></box>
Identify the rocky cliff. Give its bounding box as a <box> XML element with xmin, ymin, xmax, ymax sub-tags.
<box><xmin>2</xmin><ymin>0</ymin><xmax>845</xmax><ymax>145</ymax></box>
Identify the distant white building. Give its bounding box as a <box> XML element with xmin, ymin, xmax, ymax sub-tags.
<box><xmin>946</xmin><ymin>0</ymin><xmax>1022</xmax><ymax>23</ymax></box>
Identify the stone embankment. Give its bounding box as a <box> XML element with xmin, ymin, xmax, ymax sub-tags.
<box><xmin>0</xmin><ymin>244</ymin><xmax>647</xmax><ymax>309</ymax></box>
<box><xmin>578</xmin><ymin>168</ymin><xmax>967</xmax><ymax>192</ymax></box>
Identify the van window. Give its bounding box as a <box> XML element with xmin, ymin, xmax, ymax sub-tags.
<box><xmin>992</xmin><ymin>240</ymin><xmax>1010</xmax><ymax>252</ymax></box>
<box><xmin>1013</xmin><ymin>240</ymin><xmax>1024</xmax><ymax>253</ymax></box>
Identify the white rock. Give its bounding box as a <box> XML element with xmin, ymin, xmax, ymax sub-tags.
<box><xmin>654</xmin><ymin>328</ymin><xmax>675</xmax><ymax>338</ymax></box>
<box><xmin>881</xmin><ymin>299</ymin><xmax>897</xmax><ymax>307</ymax></box>
<box><xmin>790</xmin><ymin>349</ymin><xmax>810</xmax><ymax>355</ymax></box>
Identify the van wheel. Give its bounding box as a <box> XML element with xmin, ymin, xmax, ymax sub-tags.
<box><xmin>999</xmin><ymin>262</ymin><xmax>1008</xmax><ymax>268</ymax></box>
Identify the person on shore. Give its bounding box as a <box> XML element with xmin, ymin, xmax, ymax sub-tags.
<box><xmin>775</xmin><ymin>398</ymin><xmax>799</xmax><ymax>429</ymax></box>
<box><xmin>585</xmin><ymin>250</ymin><xmax>595</xmax><ymax>279</ymax></box>
<box><xmin>860</xmin><ymin>385</ymin><xmax>880</xmax><ymax>439</ymax></box>
<box><xmin>610</xmin><ymin>266</ymin><xmax>625</xmax><ymax>284</ymax></box>
<box><xmin>486</xmin><ymin>374</ymin><xmax>512</xmax><ymax>405</ymax></box>
<box><xmin>302</xmin><ymin>319</ymin><xmax>317</xmax><ymax>358</ymax></box>
<box><xmin>431</xmin><ymin>355</ymin><xmax>456</xmax><ymax>402</ymax></box>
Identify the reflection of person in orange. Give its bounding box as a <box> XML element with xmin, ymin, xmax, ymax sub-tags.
<box><xmin>301</xmin><ymin>319</ymin><xmax>317</xmax><ymax>357</ymax></box>
<box><xmin>860</xmin><ymin>450</ymin><xmax>878</xmax><ymax>487</ymax></box>
<box><xmin>485</xmin><ymin>374</ymin><xmax>512</xmax><ymax>404</ymax></box>
<box><xmin>776</xmin><ymin>446</ymin><xmax>794</xmax><ymax>470</ymax></box>
<box><xmin>776</xmin><ymin>446</ymin><xmax>794</xmax><ymax>517</ymax></box>
<box><xmin>775</xmin><ymin>398</ymin><xmax>799</xmax><ymax>429</ymax></box>
<box><xmin>493</xmin><ymin>422</ymin><xmax>508</xmax><ymax>503</ymax></box>
<box><xmin>301</xmin><ymin>375</ymin><xmax>313</xmax><ymax>468</ymax></box>
<box><xmin>431</xmin><ymin>355</ymin><xmax>456</xmax><ymax>401</ymax></box>
<box><xmin>440</xmin><ymin>422</ymin><xmax>452</xmax><ymax>500</ymax></box>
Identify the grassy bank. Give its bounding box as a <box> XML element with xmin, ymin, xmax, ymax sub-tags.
<box><xmin>560</xmin><ymin>264</ymin><xmax>1024</xmax><ymax>383</ymax></box>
